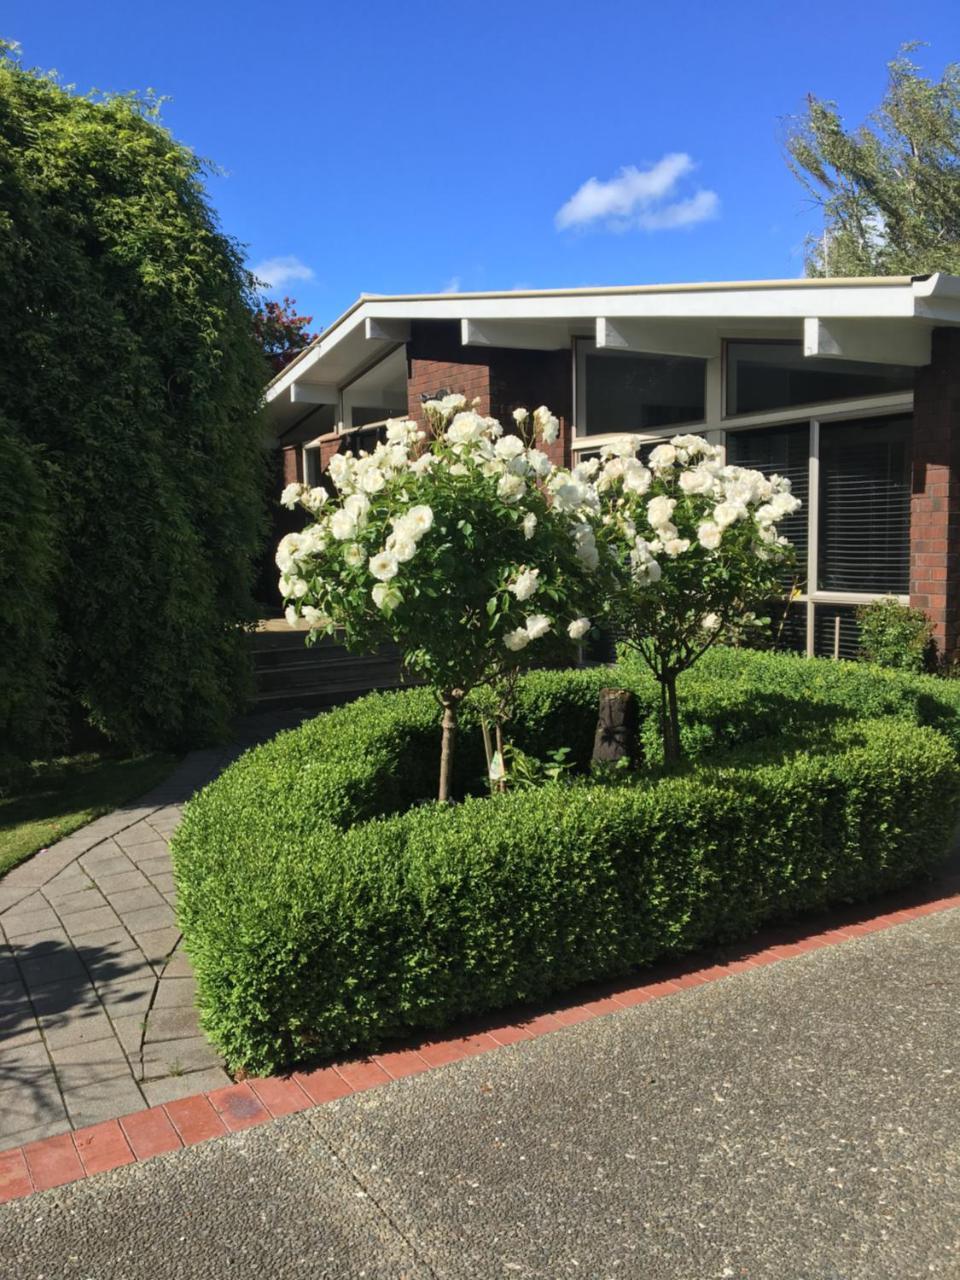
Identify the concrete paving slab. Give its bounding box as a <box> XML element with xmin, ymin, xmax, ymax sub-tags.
<box><xmin>140</xmin><ymin>1035</ymin><xmax>222</xmax><ymax>1080</ymax></box>
<box><xmin>140</xmin><ymin>1066</ymin><xmax>233</xmax><ymax>1106</ymax></box>
<box><xmin>62</xmin><ymin>1078</ymin><xmax>147</xmax><ymax>1130</ymax></box>
<box><xmin>59</xmin><ymin>905</ymin><xmax>121</xmax><ymax>938</ymax></box>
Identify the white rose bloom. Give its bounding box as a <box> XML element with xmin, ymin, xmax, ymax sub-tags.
<box><xmin>509</xmin><ymin>567</ymin><xmax>540</xmax><ymax>602</ymax></box>
<box><xmin>330</xmin><ymin>509</ymin><xmax>357</xmax><ymax>541</ymax></box>
<box><xmin>573</xmin><ymin>524</ymin><xmax>599</xmax><ymax>571</ymax></box>
<box><xmin>679</xmin><ymin>466</ymin><xmax>714</xmax><ymax>496</ymax></box>
<box><xmin>553</xmin><ymin>480</ymin><xmax>586</xmax><ymax>513</ymax></box>
<box><xmin>360</xmin><ymin>468</ymin><xmax>385</xmax><ymax>494</ymax></box>
<box><xmin>498</xmin><ymin>473</ymin><xmax>525</xmax><ymax>504</ymax></box>
<box><xmin>770</xmin><ymin>490</ymin><xmax>801</xmax><ymax>517</ymax></box>
<box><xmin>598</xmin><ymin>457</ymin><xmax>625</xmax><ymax>490</ymax></box>
<box><xmin>661</xmin><ymin>537</ymin><xmax>691</xmax><ymax>558</ymax></box>
<box><xmin>526</xmin><ymin>448</ymin><xmax>552</xmax><ymax>479</ymax></box>
<box><xmin>280</xmin><ymin>482</ymin><xmax>306</xmax><ymax>510</ymax></box>
<box><xmin>701</xmin><ymin>612</ymin><xmax>721</xmax><ymax>631</ymax></box>
<box><xmin>602</xmin><ymin>436</ymin><xmax>640</xmax><ymax>460</ymax></box>
<box><xmin>301</xmin><ymin>486</ymin><xmax>328</xmax><ymax>514</ymax></box>
<box><xmin>343</xmin><ymin>543</ymin><xmax>365</xmax><ymax>567</ymax></box>
<box><xmin>522</xmin><ymin>512</ymin><xmax>537</xmax><ymax>540</ymax></box>
<box><xmin>327</xmin><ymin>453</ymin><xmax>352</xmax><ymax>492</ymax></box>
<box><xmin>496</xmin><ymin>435</ymin><xmax>527</xmax><ymax>460</ymax></box>
<box><xmin>649</xmin><ymin>443</ymin><xmax>678</xmax><ymax>471</ymax></box>
<box><xmin>504</xmin><ymin>627</ymin><xmax>530</xmax><ymax>652</ymax></box>
<box><xmin>390</xmin><ymin>535</ymin><xmax>418</xmax><ymax>563</ymax></box>
<box><xmin>450</xmin><ymin>463</ymin><xmax>469</xmax><ymax>477</ymax></box>
<box><xmin>568</xmin><ymin>617</ymin><xmax>591</xmax><ymax>641</ymax></box>
<box><xmin>573</xmin><ymin>457</ymin><xmax>600</xmax><ymax>482</ymax></box>
<box><xmin>406</xmin><ymin>507</ymin><xmax>433</xmax><ymax>542</ymax></box>
<box><xmin>441</xmin><ymin>393</ymin><xmax>467</xmax><ymax>414</ymax></box>
<box><xmin>302</xmin><ymin>605</ymin><xmax>331</xmax><ymax>630</ymax></box>
<box><xmin>369</xmin><ymin>550</ymin><xmax>399</xmax><ymax>581</ymax></box>
<box><xmin>525</xmin><ymin>613</ymin><xmax>552</xmax><ymax>640</ymax></box>
<box><xmin>622</xmin><ymin>461</ymin><xmax>652</xmax><ymax>495</ymax></box>
<box><xmin>646</xmin><ymin>495</ymin><xmax>676</xmax><ymax>529</ymax></box>
<box><xmin>284</xmin><ymin>604</ymin><xmax>299</xmax><ymax>628</ymax></box>
<box><xmin>344</xmin><ymin>492</ymin><xmax>371</xmax><ymax>523</ymax></box>
<box><xmin>410</xmin><ymin>452</ymin><xmax>436</xmax><ymax>475</ymax></box>
<box><xmin>532</xmin><ymin>406</ymin><xmax>560</xmax><ymax>445</ymax></box>
<box><xmin>512</xmin><ymin>408</ymin><xmax>528</xmax><ymax>426</ymax></box>
<box><xmin>698</xmin><ymin>521</ymin><xmax>722</xmax><ymax>550</ymax></box>
<box><xmin>713</xmin><ymin>500</ymin><xmax>747</xmax><ymax>529</ymax></box>
<box><xmin>372</xmin><ymin>582</ymin><xmax>403</xmax><ymax>613</ymax></box>
<box><xmin>671</xmin><ymin>434</ymin><xmax>712</xmax><ymax>456</ymax></box>
<box><xmin>506</xmin><ymin>454</ymin><xmax>530</xmax><ymax>477</ymax></box>
<box><xmin>446</xmin><ymin>411</ymin><xmax>485</xmax><ymax>445</ymax></box>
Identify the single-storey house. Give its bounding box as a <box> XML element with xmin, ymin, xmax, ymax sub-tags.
<box><xmin>263</xmin><ymin>275</ymin><xmax>960</xmax><ymax>661</ymax></box>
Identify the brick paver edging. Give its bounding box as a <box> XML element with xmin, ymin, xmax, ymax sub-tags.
<box><xmin>2</xmin><ymin>885</ymin><xmax>958</xmax><ymax>1204</ymax></box>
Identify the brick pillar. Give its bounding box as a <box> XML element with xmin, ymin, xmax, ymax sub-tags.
<box><xmin>281</xmin><ymin>444</ymin><xmax>303</xmax><ymax>485</ymax></box>
<box><xmin>910</xmin><ymin>328</ymin><xmax>960</xmax><ymax>661</ymax></box>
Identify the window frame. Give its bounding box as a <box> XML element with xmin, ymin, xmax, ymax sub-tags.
<box><xmin>573</xmin><ymin>337</ymin><xmax>709</xmax><ymax>443</ymax></box>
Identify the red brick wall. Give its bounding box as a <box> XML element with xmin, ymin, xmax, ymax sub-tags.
<box><xmin>281</xmin><ymin>444</ymin><xmax>302</xmax><ymax>485</ymax></box>
<box><xmin>405</xmin><ymin>322</ymin><xmax>573</xmax><ymax>465</ymax></box>
<box><xmin>910</xmin><ymin>328</ymin><xmax>960</xmax><ymax>660</ymax></box>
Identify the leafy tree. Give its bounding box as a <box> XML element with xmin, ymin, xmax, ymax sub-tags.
<box><xmin>278</xmin><ymin>401</ymin><xmax>608</xmax><ymax>800</ymax></box>
<box><xmin>252</xmin><ymin>295</ymin><xmax>317</xmax><ymax>373</ymax></box>
<box><xmin>0</xmin><ymin>43</ymin><xmax>268</xmax><ymax>753</ymax></box>
<box><xmin>594</xmin><ymin>436</ymin><xmax>799</xmax><ymax>764</ymax></box>
<box><xmin>787</xmin><ymin>47</ymin><xmax>960</xmax><ymax>277</ymax></box>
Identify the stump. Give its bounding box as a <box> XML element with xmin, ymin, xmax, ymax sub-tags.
<box><xmin>591</xmin><ymin>687</ymin><xmax>638</xmax><ymax>767</ymax></box>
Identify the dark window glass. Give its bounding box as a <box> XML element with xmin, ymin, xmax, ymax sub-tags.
<box><xmin>304</xmin><ymin>448</ymin><xmax>323</xmax><ymax>487</ymax></box>
<box><xmin>726</xmin><ymin>341</ymin><xmax>914</xmax><ymax>416</ymax></box>
<box><xmin>813</xmin><ymin>604</ymin><xmax>860</xmax><ymax>660</ymax></box>
<box><xmin>726</xmin><ymin>424</ymin><xmax>810</xmax><ymax>589</ymax></box>
<box><xmin>818</xmin><ymin>416</ymin><xmax>911</xmax><ymax>594</ymax></box>
<box><xmin>584</xmin><ymin>351</ymin><xmax>705</xmax><ymax>435</ymax></box>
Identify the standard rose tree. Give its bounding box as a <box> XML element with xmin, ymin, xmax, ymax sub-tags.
<box><xmin>277</xmin><ymin>400</ymin><xmax>607</xmax><ymax>800</ymax></box>
<box><xmin>593</xmin><ymin>434</ymin><xmax>801</xmax><ymax>763</ymax></box>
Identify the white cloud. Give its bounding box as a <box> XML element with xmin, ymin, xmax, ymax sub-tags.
<box><xmin>555</xmin><ymin>154</ymin><xmax>719</xmax><ymax>233</ymax></box>
<box><xmin>252</xmin><ymin>255</ymin><xmax>315</xmax><ymax>290</ymax></box>
<box><xmin>441</xmin><ymin>275</ymin><xmax>462</xmax><ymax>293</ymax></box>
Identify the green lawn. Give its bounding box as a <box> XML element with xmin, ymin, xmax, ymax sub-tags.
<box><xmin>0</xmin><ymin>752</ymin><xmax>179</xmax><ymax>878</ymax></box>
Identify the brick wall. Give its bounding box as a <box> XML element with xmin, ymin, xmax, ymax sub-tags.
<box><xmin>405</xmin><ymin>321</ymin><xmax>573</xmax><ymax>465</ymax></box>
<box><xmin>281</xmin><ymin>444</ymin><xmax>302</xmax><ymax>485</ymax></box>
<box><xmin>910</xmin><ymin>327</ymin><xmax>960</xmax><ymax>660</ymax></box>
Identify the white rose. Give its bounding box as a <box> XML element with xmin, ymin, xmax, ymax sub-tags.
<box><xmin>280</xmin><ymin>482</ymin><xmax>306</xmax><ymax>510</ymax></box>
<box><xmin>522</xmin><ymin>512</ymin><xmax>537</xmax><ymax>540</ymax></box>
<box><xmin>498</xmin><ymin>473</ymin><xmax>525</xmax><ymax>504</ymax></box>
<box><xmin>302</xmin><ymin>606</ymin><xmax>331</xmax><ymax>630</ymax></box>
<box><xmin>330</xmin><ymin>509</ymin><xmax>357</xmax><ymax>541</ymax></box>
<box><xmin>509</xmin><ymin>567</ymin><xmax>540</xmax><ymax>602</ymax></box>
<box><xmin>284</xmin><ymin>604</ymin><xmax>299</xmax><ymax>628</ymax></box>
<box><xmin>390</xmin><ymin>535</ymin><xmax>417</xmax><ymax>563</ymax></box>
<box><xmin>512</xmin><ymin>407</ymin><xmax>528</xmax><ymax>425</ymax></box>
<box><xmin>602</xmin><ymin>436</ymin><xmax>640</xmax><ymax>460</ymax></box>
<box><xmin>648</xmin><ymin>443</ymin><xmax>678</xmax><ymax>471</ymax></box>
<box><xmin>327</xmin><ymin>453</ymin><xmax>352</xmax><ymax>491</ymax></box>
<box><xmin>343</xmin><ymin>543</ymin><xmax>365</xmax><ymax>567</ymax></box>
<box><xmin>533</xmin><ymin>406</ymin><xmax>560</xmax><ymax>445</ymax></box>
<box><xmin>646</xmin><ymin>495</ymin><xmax>676</xmax><ymax>529</ymax></box>
<box><xmin>713</xmin><ymin>500</ymin><xmax>746</xmax><ymax>529</ymax></box>
<box><xmin>661</xmin><ymin>537</ymin><xmax>691</xmax><ymax>558</ymax></box>
<box><xmin>698</xmin><ymin>521</ymin><xmax>722</xmax><ymax>550</ymax></box>
<box><xmin>504</xmin><ymin>627</ymin><xmax>530</xmax><ymax>651</ymax></box>
<box><xmin>360</xmin><ymin>467</ymin><xmax>385</xmax><ymax>494</ymax></box>
<box><xmin>344</xmin><ymin>492</ymin><xmax>371</xmax><ymax>523</ymax></box>
<box><xmin>622</xmin><ymin>462</ymin><xmax>652</xmax><ymax>495</ymax></box>
<box><xmin>447</xmin><ymin>411</ymin><xmax>485</xmax><ymax>445</ymax></box>
<box><xmin>301</xmin><ymin>486</ymin><xmax>329</xmax><ymax>514</ymax></box>
<box><xmin>368</xmin><ymin>550</ymin><xmax>399</xmax><ymax>581</ymax></box>
<box><xmin>568</xmin><ymin>617</ymin><xmax>591</xmax><ymax>641</ymax></box>
<box><xmin>372</xmin><ymin>582</ymin><xmax>402</xmax><ymax>613</ymax></box>
<box><xmin>525</xmin><ymin>613</ymin><xmax>552</xmax><ymax>640</ymax></box>
<box><xmin>701</xmin><ymin>612</ymin><xmax>721</xmax><ymax>631</ymax></box>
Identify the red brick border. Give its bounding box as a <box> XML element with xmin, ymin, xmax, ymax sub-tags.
<box><xmin>2</xmin><ymin>881</ymin><xmax>958</xmax><ymax>1204</ymax></box>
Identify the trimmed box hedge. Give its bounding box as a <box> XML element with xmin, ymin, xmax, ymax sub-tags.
<box><xmin>172</xmin><ymin>655</ymin><xmax>960</xmax><ymax>1074</ymax></box>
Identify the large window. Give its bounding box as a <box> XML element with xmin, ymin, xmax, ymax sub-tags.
<box><xmin>726</xmin><ymin>341</ymin><xmax>915</xmax><ymax>417</ymax></box>
<box><xmin>581</xmin><ymin>346</ymin><xmax>706</xmax><ymax>436</ymax></box>
<box><xmin>818</xmin><ymin>416</ymin><xmax>911</xmax><ymax>595</ymax></box>
<box><xmin>725</xmin><ymin>412</ymin><xmax>913</xmax><ymax>658</ymax></box>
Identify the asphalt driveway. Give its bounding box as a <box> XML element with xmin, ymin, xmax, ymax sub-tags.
<box><xmin>1</xmin><ymin>907</ymin><xmax>957</xmax><ymax>1279</ymax></box>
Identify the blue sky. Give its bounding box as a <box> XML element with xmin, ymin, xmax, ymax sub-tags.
<box><xmin>7</xmin><ymin>1</ymin><xmax>959</xmax><ymax>329</ymax></box>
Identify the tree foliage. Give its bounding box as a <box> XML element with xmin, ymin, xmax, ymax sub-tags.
<box><xmin>787</xmin><ymin>47</ymin><xmax>960</xmax><ymax>277</ymax></box>
<box><xmin>0</xmin><ymin>44</ymin><xmax>268</xmax><ymax>753</ymax></box>
<box><xmin>252</xmin><ymin>295</ymin><xmax>317</xmax><ymax>373</ymax></box>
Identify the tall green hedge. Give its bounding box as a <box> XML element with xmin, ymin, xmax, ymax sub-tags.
<box><xmin>0</xmin><ymin>46</ymin><xmax>268</xmax><ymax>753</ymax></box>
<box><xmin>172</xmin><ymin>661</ymin><xmax>960</xmax><ymax>1073</ymax></box>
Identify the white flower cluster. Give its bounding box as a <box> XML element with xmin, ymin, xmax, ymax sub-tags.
<box><xmin>276</xmin><ymin>399</ymin><xmax>594</xmax><ymax>651</ymax></box>
<box><xmin>596</xmin><ymin>433</ymin><xmax>801</xmax><ymax>586</ymax></box>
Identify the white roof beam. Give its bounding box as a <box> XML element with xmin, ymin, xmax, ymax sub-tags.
<box><xmin>461</xmin><ymin>318</ymin><xmax>570</xmax><ymax>350</ymax></box>
<box><xmin>364</xmin><ymin>317</ymin><xmax>410</xmax><ymax>343</ymax></box>
<box><xmin>290</xmin><ymin>383</ymin><xmax>339</xmax><ymax>406</ymax></box>
<box><xmin>596</xmin><ymin>318</ymin><xmax>720</xmax><ymax>359</ymax></box>
<box><xmin>803</xmin><ymin>317</ymin><xmax>931</xmax><ymax>367</ymax></box>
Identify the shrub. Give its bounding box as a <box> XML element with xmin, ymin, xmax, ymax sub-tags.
<box><xmin>856</xmin><ymin>597</ymin><xmax>935</xmax><ymax>673</ymax></box>
<box><xmin>172</xmin><ymin>660</ymin><xmax>960</xmax><ymax>1073</ymax></box>
<box><xmin>0</xmin><ymin>46</ymin><xmax>268</xmax><ymax>756</ymax></box>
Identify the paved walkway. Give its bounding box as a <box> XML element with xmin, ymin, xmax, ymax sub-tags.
<box><xmin>0</xmin><ymin>713</ymin><xmax>305</xmax><ymax>1146</ymax></box>
<box><xmin>1</xmin><ymin>908</ymin><xmax>957</xmax><ymax>1279</ymax></box>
